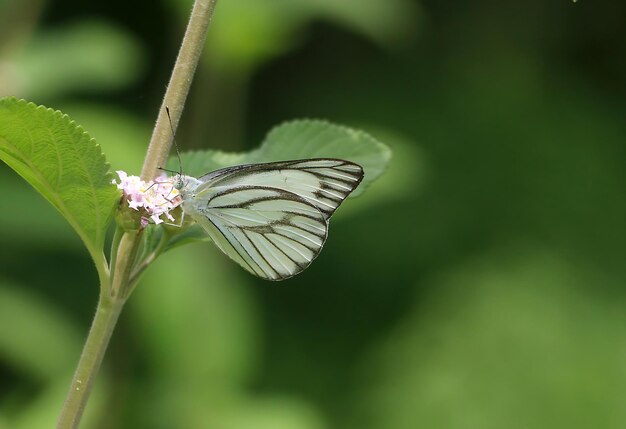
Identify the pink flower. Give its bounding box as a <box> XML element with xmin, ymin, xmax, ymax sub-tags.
<box><xmin>113</xmin><ymin>171</ymin><xmax>182</xmax><ymax>226</ymax></box>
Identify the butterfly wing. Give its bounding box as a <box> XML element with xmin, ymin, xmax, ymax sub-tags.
<box><xmin>182</xmin><ymin>158</ymin><xmax>363</xmax><ymax>280</ymax></box>
<box><xmin>184</xmin><ymin>185</ymin><xmax>328</xmax><ymax>280</ymax></box>
<box><xmin>197</xmin><ymin>159</ymin><xmax>364</xmax><ymax>220</ymax></box>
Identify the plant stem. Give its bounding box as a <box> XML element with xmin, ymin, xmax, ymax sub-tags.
<box><xmin>141</xmin><ymin>0</ymin><xmax>219</xmax><ymax>180</ymax></box>
<box><xmin>128</xmin><ymin>229</ymin><xmax>170</xmax><ymax>291</ymax></box>
<box><xmin>57</xmin><ymin>1</ymin><xmax>218</xmax><ymax>427</ymax></box>
<box><xmin>110</xmin><ymin>232</ymin><xmax>140</xmax><ymax>298</ymax></box>
<box><xmin>107</xmin><ymin>225</ymin><xmax>124</xmax><ymax>292</ymax></box>
<box><xmin>56</xmin><ymin>292</ymin><xmax>124</xmax><ymax>429</ymax></box>
<box><xmin>57</xmin><ymin>230</ymin><xmax>137</xmax><ymax>428</ymax></box>
<box><xmin>57</xmin><ymin>230</ymin><xmax>138</xmax><ymax>428</ymax></box>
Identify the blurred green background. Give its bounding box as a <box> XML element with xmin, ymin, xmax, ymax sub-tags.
<box><xmin>1</xmin><ymin>0</ymin><xmax>625</xmax><ymax>428</ymax></box>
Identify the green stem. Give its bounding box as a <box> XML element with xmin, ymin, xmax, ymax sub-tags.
<box><xmin>109</xmin><ymin>232</ymin><xmax>141</xmax><ymax>299</ymax></box>
<box><xmin>57</xmin><ymin>231</ymin><xmax>137</xmax><ymax>428</ymax></box>
<box><xmin>127</xmin><ymin>230</ymin><xmax>169</xmax><ymax>292</ymax></box>
<box><xmin>56</xmin><ymin>1</ymin><xmax>218</xmax><ymax>427</ymax></box>
<box><xmin>107</xmin><ymin>225</ymin><xmax>124</xmax><ymax>293</ymax></box>
<box><xmin>92</xmin><ymin>252</ymin><xmax>110</xmax><ymax>298</ymax></box>
<box><xmin>57</xmin><ymin>227</ymin><xmax>141</xmax><ymax>429</ymax></box>
<box><xmin>141</xmin><ymin>0</ymin><xmax>219</xmax><ymax>180</ymax></box>
<box><xmin>56</xmin><ymin>292</ymin><xmax>124</xmax><ymax>429</ymax></box>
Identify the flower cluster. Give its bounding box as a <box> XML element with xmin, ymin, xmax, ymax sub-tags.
<box><xmin>113</xmin><ymin>171</ymin><xmax>182</xmax><ymax>226</ymax></box>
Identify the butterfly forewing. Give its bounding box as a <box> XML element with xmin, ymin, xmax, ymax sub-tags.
<box><xmin>197</xmin><ymin>159</ymin><xmax>364</xmax><ymax>219</ymax></box>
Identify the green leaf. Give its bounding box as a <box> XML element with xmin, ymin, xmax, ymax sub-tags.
<box><xmin>0</xmin><ymin>97</ymin><xmax>119</xmax><ymax>269</ymax></box>
<box><xmin>175</xmin><ymin>120</ymin><xmax>392</xmax><ymax>197</ymax></box>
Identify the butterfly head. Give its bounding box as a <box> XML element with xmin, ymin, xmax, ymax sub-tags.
<box><xmin>173</xmin><ymin>173</ymin><xmax>185</xmax><ymax>191</ymax></box>
<box><xmin>172</xmin><ymin>174</ymin><xmax>203</xmax><ymax>202</ymax></box>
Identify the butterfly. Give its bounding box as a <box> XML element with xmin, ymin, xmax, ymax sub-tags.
<box><xmin>171</xmin><ymin>158</ymin><xmax>363</xmax><ymax>280</ymax></box>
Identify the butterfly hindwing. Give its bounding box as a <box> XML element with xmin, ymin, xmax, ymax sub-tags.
<box><xmin>185</xmin><ymin>185</ymin><xmax>328</xmax><ymax>280</ymax></box>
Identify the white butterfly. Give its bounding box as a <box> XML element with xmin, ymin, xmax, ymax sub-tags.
<box><xmin>171</xmin><ymin>158</ymin><xmax>363</xmax><ymax>280</ymax></box>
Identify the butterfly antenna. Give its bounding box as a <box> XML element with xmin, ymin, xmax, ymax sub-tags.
<box><xmin>165</xmin><ymin>106</ymin><xmax>183</xmax><ymax>177</ymax></box>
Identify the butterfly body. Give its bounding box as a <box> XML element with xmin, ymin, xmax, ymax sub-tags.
<box><xmin>173</xmin><ymin>159</ymin><xmax>363</xmax><ymax>280</ymax></box>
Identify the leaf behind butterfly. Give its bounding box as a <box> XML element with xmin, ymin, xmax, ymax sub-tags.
<box><xmin>173</xmin><ymin>120</ymin><xmax>391</xmax><ymax>198</ymax></box>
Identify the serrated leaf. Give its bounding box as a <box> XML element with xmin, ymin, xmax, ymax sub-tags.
<box><xmin>174</xmin><ymin>120</ymin><xmax>391</xmax><ymax>197</ymax></box>
<box><xmin>0</xmin><ymin>97</ymin><xmax>119</xmax><ymax>268</ymax></box>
